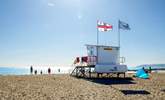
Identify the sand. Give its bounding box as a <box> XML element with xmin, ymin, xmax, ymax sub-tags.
<box><xmin>0</xmin><ymin>73</ymin><xmax>165</xmax><ymax>100</ymax></box>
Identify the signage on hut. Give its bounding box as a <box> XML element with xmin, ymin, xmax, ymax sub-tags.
<box><xmin>104</xmin><ymin>48</ymin><xmax>113</xmax><ymax>51</ymax></box>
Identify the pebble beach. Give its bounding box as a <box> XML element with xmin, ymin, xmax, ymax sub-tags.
<box><xmin>0</xmin><ymin>73</ymin><xmax>165</xmax><ymax>100</ymax></box>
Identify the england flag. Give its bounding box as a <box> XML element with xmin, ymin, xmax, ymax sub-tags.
<box><xmin>97</xmin><ymin>21</ymin><xmax>113</xmax><ymax>32</ymax></box>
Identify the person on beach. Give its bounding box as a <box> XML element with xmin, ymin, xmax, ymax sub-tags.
<box><xmin>40</xmin><ymin>70</ymin><xmax>43</xmax><ymax>75</ymax></box>
<box><xmin>149</xmin><ymin>66</ymin><xmax>152</xmax><ymax>73</ymax></box>
<box><xmin>142</xmin><ymin>67</ymin><xmax>148</xmax><ymax>73</ymax></box>
<box><xmin>35</xmin><ymin>70</ymin><xmax>37</xmax><ymax>75</ymax></box>
<box><xmin>48</xmin><ymin>68</ymin><xmax>51</xmax><ymax>74</ymax></box>
<box><xmin>58</xmin><ymin>68</ymin><xmax>60</xmax><ymax>73</ymax></box>
<box><xmin>30</xmin><ymin>66</ymin><xmax>33</xmax><ymax>74</ymax></box>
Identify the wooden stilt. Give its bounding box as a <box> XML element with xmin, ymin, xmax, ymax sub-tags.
<box><xmin>89</xmin><ymin>67</ymin><xmax>91</xmax><ymax>78</ymax></box>
<box><xmin>97</xmin><ymin>73</ymin><xmax>99</xmax><ymax>78</ymax></box>
<box><xmin>76</xmin><ymin>67</ymin><xmax>78</xmax><ymax>77</ymax></box>
<box><xmin>117</xmin><ymin>73</ymin><xmax>119</xmax><ymax>78</ymax></box>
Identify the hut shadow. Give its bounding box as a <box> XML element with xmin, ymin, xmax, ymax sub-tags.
<box><xmin>120</xmin><ymin>90</ymin><xmax>150</xmax><ymax>95</ymax></box>
<box><xmin>161</xmin><ymin>89</ymin><xmax>165</xmax><ymax>92</ymax></box>
<box><xmin>83</xmin><ymin>77</ymin><xmax>135</xmax><ymax>85</ymax></box>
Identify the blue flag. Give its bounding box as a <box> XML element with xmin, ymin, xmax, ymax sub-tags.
<box><xmin>119</xmin><ymin>20</ymin><xmax>130</xmax><ymax>30</ymax></box>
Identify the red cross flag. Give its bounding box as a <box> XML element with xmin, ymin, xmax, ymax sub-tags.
<box><xmin>97</xmin><ymin>21</ymin><xmax>113</xmax><ymax>32</ymax></box>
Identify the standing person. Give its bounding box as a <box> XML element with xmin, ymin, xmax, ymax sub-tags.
<box><xmin>48</xmin><ymin>68</ymin><xmax>51</xmax><ymax>74</ymax></box>
<box><xmin>58</xmin><ymin>68</ymin><xmax>60</xmax><ymax>73</ymax></box>
<box><xmin>40</xmin><ymin>70</ymin><xmax>43</xmax><ymax>75</ymax></box>
<box><xmin>30</xmin><ymin>66</ymin><xmax>33</xmax><ymax>74</ymax></box>
<box><xmin>149</xmin><ymin>66</ymin><xmax>152</xmax><ymax>73</ymax></box>
<box><xmin>35</xmin><ymin>70</ymin><xmax>37</xmax><ymax>75</ymax></box>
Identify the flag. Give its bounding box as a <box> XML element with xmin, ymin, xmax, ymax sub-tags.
<box><xmin>97</xmin><ymin>21</ymin><xmax>113</xmax><ymax>32</ymax></box>
<box><xmin>119</xmin><ymin>20</ymin><xmax>130</xmax><ymax>30</ymax></box>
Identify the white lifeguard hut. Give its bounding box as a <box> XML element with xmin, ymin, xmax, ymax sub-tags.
<box><xmin>70</xmin><ymin>20</ymin><xmax>129</xmax><ymax>78</ymax></box>
<box><xmin>70</xmin><ymin>44</ymin><xmax>127</xmax><ymax>78</ymax></box>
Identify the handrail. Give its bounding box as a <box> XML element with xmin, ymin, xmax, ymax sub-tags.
<box><xmin>73</xmin><ymin>56</ymin><xmax>97</xmax><ymax>66</ymax></box>
<box><xmin>120</xmin><ymin>57</ymin><xmax>126</xmax><ymax>64</ymax></box>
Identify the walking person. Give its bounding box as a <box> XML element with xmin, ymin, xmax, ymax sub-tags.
<box><xmin>48</xmin><ymin>68</ymin><xmax>51</xmax><ymax>74</ymax></box>
<box><xmin>30</xmin><ymin>66</ymin><xmax>33</xmax><ymax>74</ymax></box>
<box><xmin>40</xmin><ymin>70</ymin><xmax>43</xmax><ymax>75</ymax></box>
<box><xmin>58</xmin><ymin>68</ymin><xmax>60</xmax><ymax>73</ymax></box>
<box><xmin>34</xmin><ymin>70</ymin><xmax>37</xmax><ymax>75</ymax></box>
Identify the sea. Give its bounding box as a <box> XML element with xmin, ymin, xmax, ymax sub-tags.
<box><xmin>1</xmin><ymin>64</ymin><xmax>165</xmax><ymax>75</ymax></box>
<box><xmin>0</xmin><ymin>66</ymin><xmax>74</xmax><ymax>75</ymax></box>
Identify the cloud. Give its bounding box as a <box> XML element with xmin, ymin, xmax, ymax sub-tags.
<box><xmin>48</xmin><ymin>2</ymin><xmax>55</xmax><ymax>7</ymax></box>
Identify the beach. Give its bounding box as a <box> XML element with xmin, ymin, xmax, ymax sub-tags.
<box><xmin>0</xmin><ymin>73</ymin><xmax>165</xmax><ymax>100</ymax></box>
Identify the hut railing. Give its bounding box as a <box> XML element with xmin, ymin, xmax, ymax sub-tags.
<box><xmin>73</xmin><ymin>56</ymin><xmax>97</xmax><ymax>66</ymax></box>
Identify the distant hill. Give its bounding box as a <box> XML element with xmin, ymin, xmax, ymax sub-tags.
<box><xmin>128</xmin><ymin>64</ymin><xmax>165</xmax><ymax>71</ymax></box>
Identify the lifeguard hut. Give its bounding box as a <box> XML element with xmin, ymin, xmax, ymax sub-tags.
<box><xmin>70</xmin><ymin>20</ymin><xmax>129</xmax><ymax>78</ymax></box>
<box><xmin>70</xmin><ymin>44</ymin><xmax>127</xmax><ymax>78</ymax></box>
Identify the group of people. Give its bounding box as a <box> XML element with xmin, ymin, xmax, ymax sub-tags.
<box><xmin>30</xmin><ymin>66</ymin><xmax>51</xmax><ymax>75</ymax></box>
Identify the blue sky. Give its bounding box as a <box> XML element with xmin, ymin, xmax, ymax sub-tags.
<box><xmin>0</xmin><ymin>0</ymin><xmax>165</xmax><ymax>67</ymax></box>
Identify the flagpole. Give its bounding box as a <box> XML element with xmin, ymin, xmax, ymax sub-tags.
<box><xmin>118</xmin><ymin>20</ymin><xmax>120</xmax><ymax>48</ymax></box>
<box><xmin>97</xmin><ymin>20</ymin><xmax>99</xmax><ymax>45</ymax></box>
<box><xmin>118</xmin><ymin>20</ymin><xmax>120</xmax><ymax>64</ymax></box>
<box><xmin>96</xmin><ymin>20</ymin><xmax>99</xmax><ymax>64</ymax></box>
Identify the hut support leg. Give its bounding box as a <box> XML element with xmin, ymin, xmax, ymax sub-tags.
<box><xmin>117</xmin><ymin>73</ymin><xmax>120</xmax><ymax>78</ymax></box>
<box><xmin>76</xmin><ymin>68</ymin><xmax>78</xmax><ymax>77</ymax></box>
<box><xmin>89</xmin><ymin>67</ymin><xmax>91</xmax><ymax>78</ymax></box>
<box><xmin>97</xmin><ymin>73</ymin><xmax>99</xmax><ymax>78</ymax></box>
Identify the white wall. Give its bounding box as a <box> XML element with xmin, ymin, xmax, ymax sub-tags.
<box><xmin>98</xmin><ymin>47</ymin><xmax>119</xmax><ymax>64</ymax></box>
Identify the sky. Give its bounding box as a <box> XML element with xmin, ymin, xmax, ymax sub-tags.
<box><xmin>0</xmin><ymin>0</ymin><xmax>165</xmax><ymax>67</ymax></box>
